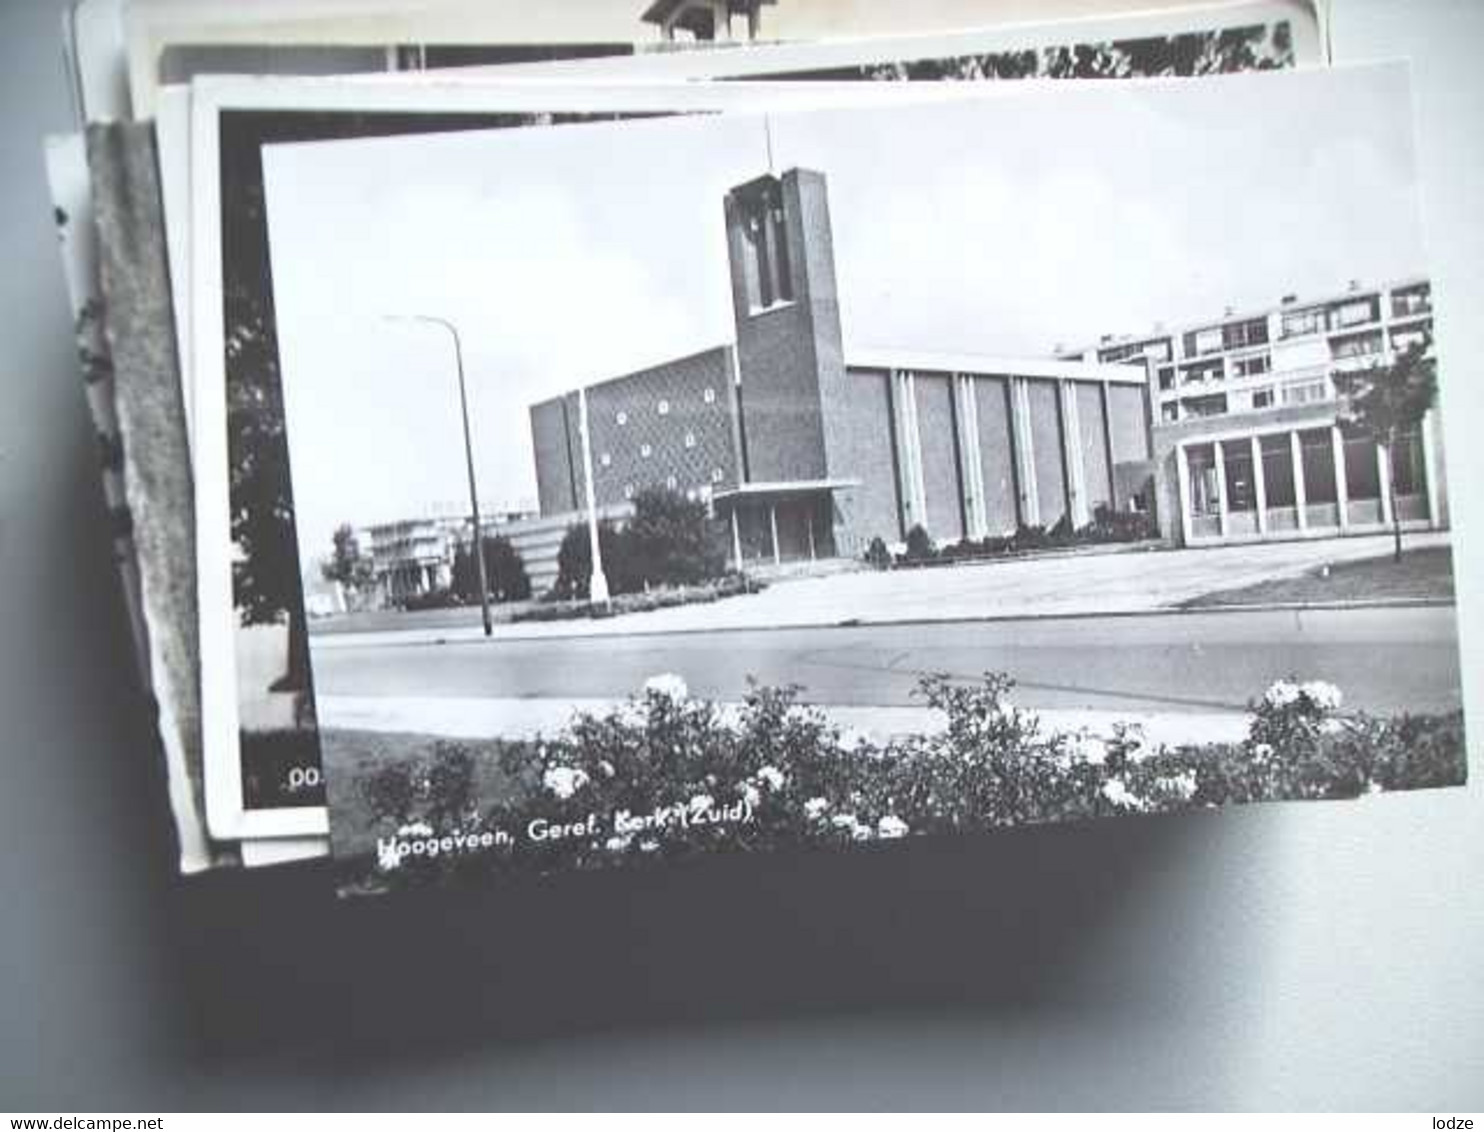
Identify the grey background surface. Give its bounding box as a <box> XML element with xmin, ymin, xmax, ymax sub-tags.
<box><xmin>1</xmin><ymin>0</ymin><xmax>1480</xmax><ymax>1111</ymax></box>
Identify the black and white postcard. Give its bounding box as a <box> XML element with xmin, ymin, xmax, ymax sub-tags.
<box><xmin>234</xmin><ymin>63</ymin><xmax>1465</xmax><ymax>892</ymax></box>
<box><xmin>188</xmin><ymin>0</ymin><xmax>1327</xmax><ymax>844</ymax></box>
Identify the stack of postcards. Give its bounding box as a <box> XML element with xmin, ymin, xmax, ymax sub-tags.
<box><xmin>47</xmin><ymin>0</ymin><xmax>1466</xmax><ymax>896</ymax></box>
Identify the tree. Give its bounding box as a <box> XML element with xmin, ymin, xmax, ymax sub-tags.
<box><xmin>1337</xmin><ymin>338</ymin><xmax>1438</xmax><ymax>562</ymax></box>
<box><xmin>624</xmin><ymin>487</ymin><xmax>727</xmax><ymax>588</ymax></box>
<box><xmin>453</xmin><ymin>534</ymin><xmax>532</xmax><ymax>603</ymax></box>
<box><xmin>553</xmin><ymin>520</ymin><xmax>632</xmax><ymax>600</ymax></box>
<box><xmin>322</xmin><ymin>524</ymin><xmax>375</xmax><ymax>595</ymax></box>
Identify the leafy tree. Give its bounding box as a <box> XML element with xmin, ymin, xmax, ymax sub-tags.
<box><xmin>624</xmin><ymin>487</ymin><xmax>726</xmax><ymax>588</ymax></box>
<box><xmin>553</xmin><ymin>520</ymin><xmax>633</xmax><ymax>600</ymax></box>
<box><xmin>322</xmin><ymin>523</ymin><xmax>375</xmax><ymax>595</ymax></box>
<box><xmin>452</xmin><ymin>534</ymin><xmax>532</xmax><ymax>603</ymax></box>
<box><xmin>551</xmin><ymin>488</ymin><xmax>727</xmax><ymax>600</ymax></box>
<box><xmin>1336</xmin><ymin>338</ymin><xmax>1438</xmax><ymax>562</ymax></box>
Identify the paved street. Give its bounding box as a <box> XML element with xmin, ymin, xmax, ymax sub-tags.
<box><xmin>310</xmin><ymin>605</ymin><xmax>1463</xmax><ymax>718</ymax></box>
<box><xmin>310</xmin><ymin>532</ymin><xmax>1453</xmax><ymax>649</ymax></box>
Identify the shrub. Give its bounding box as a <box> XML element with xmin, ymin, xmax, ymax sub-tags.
<box><xmin>356</xmin><ymin>673</ymin><xmax>1464</xmax><ymax>886</ymax></box>
<box><xmin>903</xmin><ymin>524</ymin><xmax>936</xmax><ymax>562</ymax></box>
<box><xmin>400</xmin><ymin>587</ymin><xmax>461</xmax><ymax>612</ymax></box>
<box><xmin>551</xmin><ymin>520</ymin><xmax>634</xmax><ymax>600</ymax></box>
<box><xmin>453</xmin><ymin>534</ymin><xmax>532</xmax><ymax>604</ymax></box>
<box><xmin>551</xmin><ymin>488</ymin><xmax>728</xmax><ymax>600</ymax></box>
<box><xmin>864</xmin><ymin>536</ymin><xmax>892</xmax><ymax>571</ymax></box>
<box><xmin>1086</xmin><ymin>503</ymin><xmax>1156</xmax><ymax>544</ymax></box>
<box><xmin>624</xmin><ymin>486</ymin><xmax>728</xmax><ymax>588</ymax></box>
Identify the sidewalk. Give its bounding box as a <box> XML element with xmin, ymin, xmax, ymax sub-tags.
<box><xmin>318</xmin><ymin>693</ymin><xmax>1252</xmax><ymax>748</ymax></box>
<box><xmin>311</xmin><ymin>532</ymin><xmax>1452</xmax><ymax>650</ymax></box>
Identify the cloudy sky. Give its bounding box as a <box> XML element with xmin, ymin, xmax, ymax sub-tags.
<box><xmin>261</xmin><ymin>63</ymin><xmax>1426</xmax><ymax>566</ymax></box>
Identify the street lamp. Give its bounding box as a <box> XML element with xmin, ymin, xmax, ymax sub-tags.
<box><xmin>577</xmin><ymin>384</ymin><xmax>611</xmax><ymax>607</ymax></box>
<box><xmin>382</xmin><ymin>313</ymin><xmax>493</xmax><ymax>637</ymax></box>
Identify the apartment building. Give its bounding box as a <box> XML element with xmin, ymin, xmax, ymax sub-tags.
<box><xmin>1060</xmin><ymin>277</ymin><xmax>1446</xmax><ymax>546</ymax></box>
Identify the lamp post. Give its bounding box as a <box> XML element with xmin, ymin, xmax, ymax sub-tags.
<box><xmin>383</xmin><ymin>313</ymin><xmax>493</xmax><ymax>637</ymax></box>
<box><xmin>577</xmin><ymin>384</ymin><xmax>611</xmax><ymax>607</ymax></box>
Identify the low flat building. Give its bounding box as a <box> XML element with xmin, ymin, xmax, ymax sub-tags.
<box><xmin>362</xmin><ymin>515</ymin><xmax>464</xmax><ymax>604</ymax></box>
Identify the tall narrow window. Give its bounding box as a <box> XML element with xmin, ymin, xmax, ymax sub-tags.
<box><xmin>770</xmin><ymin>202</ymin><xmax>793</xmax><ymax>303</ymax></box>
<box><xmin>738</xmin><ymin>177</ymin><xmax>792</xmax><ymax>313</ymax></box>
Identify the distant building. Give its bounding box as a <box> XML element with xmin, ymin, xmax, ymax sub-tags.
<box><xmin>640</xmin><ymin>0</ymin><xmax>775</xmax><ymax>41</ymax></box>
<box><xmin>362</xmin><ymin>516</ymin><xmax>465</xmax><ymax>603</ymax></box>
<box><xmin>361</xmin><ymin>506</ymin><xmax>571</xmax><ymax>605</ymax></box>
<box><xmin>1059</xmin><ymin>278</ymin><xmax>1445</xmax><ymax>546</ymax></box>
<box><xmin>531</xmin><ymin>167</ymin><xmax>1148</xmax><ymax>570</ymax></box>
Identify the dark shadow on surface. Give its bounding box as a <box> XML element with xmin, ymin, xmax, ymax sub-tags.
<box><xmin>154</xmin><ymin>803</ymin><xmax>1212</xmax><ymax>1074</ymax></box>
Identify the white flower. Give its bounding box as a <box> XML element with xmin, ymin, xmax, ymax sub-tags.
<box><xmin>1066</xmin><ymin>731</ymin><xmax>1108</xmax><ymax>766</ymax></box>
<box><xmin>1100</xmin><ymin>779</ymin><xmax>1144</xmax><ymax>810</ymax></box>
<box><xmin>1263</xmin><ymin>680</ymin><xmax>1302</xmax><ymax>708</ymax></box>
<box><xmin>605</xmin><ymin>835</ymin><xmax>632</xmax><ymax>852</ymax></box>
<box><xmin>740</xmin><ymin>784</ymin><xmax>761</xmax><ymax>807</ymax></box>
<box><xmin>689</xmin><ymin>793</ymin><xmax>715</xmax><ymax>813</ymax></box>
<box><xmin>639</xmin><ymin>839</ymin><xmax>660</xmax><ymax>853</ymax></box>
<box><xmin>877</xmin><ymin>815</ymin><xmax>909</xmax><ymax>839</ymax></box>
<box><xmin>804</xmin><ymin>797</ymin><xmax>831</xmax><ymax>820</ymax></box>
<box><xmin>397</xmin><ymin>821</ymin><xmax>433</xmax><ymax>839</ymax></box>
<box><xmin>830</xmin><ymin>813</ymin><xmax>873</xmax><ymax>840</ymax></box>
<box><xmin>1301</xmin><ymin>680</ymin><xmax>1343</xmax><ymax>712</ymax></box>
<box><xmin>542</xmin><ymin>765</ymin><xmax>589</xmax><ymax>800</ymax></box>
<box><xmin>598</xmin><ymin>760</ymin><xmax>616</xmax><ymax>779</ymax></box>
<box><xmin>715</xmin><ymin>703</ymin><xmax>747</xmax><ymax>733</ymax></box>
<box><xmin>1252</xmin><ymin>742</ymin><xmax>1274</xmax><ymax>761</ymax></box>
<box><xmin>377</xmin><ymin>840</ymin><xmax>404</xmax><ymax>871</ymax></box>
<box><xmin>755</xmin><ymin>765</ymin><xmax>786</xmax><ymax>791</ymax></box>
<box><xmin>643</xmin><ymin>673</ymin><xmax>689</xmax><ymax>702</ymax></box>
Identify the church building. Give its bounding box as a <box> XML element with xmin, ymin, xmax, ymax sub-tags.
<box><xmin>529</xmin><ymin>166</ymin><xmax>1154</xmax><ymax>569</ymax></box>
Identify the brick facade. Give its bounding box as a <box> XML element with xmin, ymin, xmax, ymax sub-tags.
<box><xmin>529</xmin><ymin>165</ymin><xmax>1149</xmax><ymax>571</ymax></box>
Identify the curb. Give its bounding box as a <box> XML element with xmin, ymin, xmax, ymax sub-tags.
<box><xmin>312</xmin><ymin>595</ymin><xmax>1456</xmax><ymax>651</ymax></box>
<box><xmin>317</xmin><ymin>695</ymin><xmax>1252</xmax><ymax>747</ymax></box>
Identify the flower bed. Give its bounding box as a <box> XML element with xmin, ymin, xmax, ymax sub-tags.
<box><xmin>870</xmin><ymin>506</ymin><xmax>1159</xmax><ymax>571</ymax></box>
<box><xmin>512</xmin><ymin>573</ymin><xmax>766</xmax><ymax>623</ymax></box>
<box><xmin>351</xmin><ymin>673</ymin><xmax>1465</xmax><ymax>890</ymax></box>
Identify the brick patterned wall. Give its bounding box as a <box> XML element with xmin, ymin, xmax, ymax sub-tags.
<box><xmin>529</xmin><ymin>345</ymin><xmax>739</xmax><ymax>517</ymax></box>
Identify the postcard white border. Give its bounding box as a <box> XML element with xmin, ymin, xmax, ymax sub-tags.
<box><xmin>190</xmin><ymin>58</ymin><xmax>1341</xmax><ymax>841</ymax></box>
